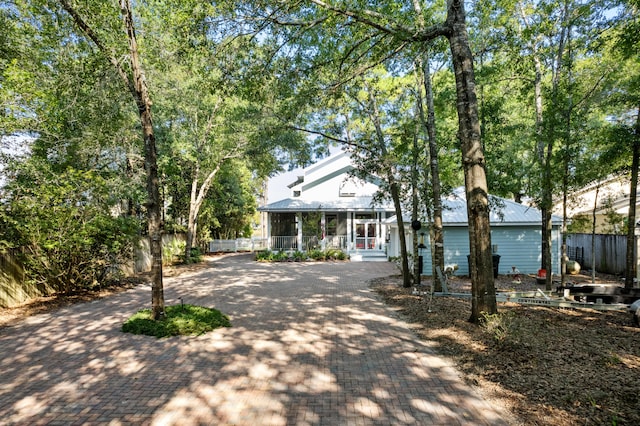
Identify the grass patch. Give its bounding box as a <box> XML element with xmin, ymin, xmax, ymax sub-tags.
<box><xmin>122</xmin><ymin>304</ymin><xmax>231</xmax><ymax>338</ymax></box>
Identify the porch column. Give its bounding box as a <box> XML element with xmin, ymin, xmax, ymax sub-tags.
<box><xmin>377</xmin><ymin>212</ymin><xmax>382</xmax><ymax>250</ymax></box>
<box><xmin>266</xmin><ymin>212</ymin><xmax>271</xmax><ymax>249</ymax></box>
<box><xmin>347</xmin><ymin>212</ymin><xmax>353</xmax><ymax>252</ymax></box>
<box><xmin>636</xmin><ymin>228</ymin><xmax>640</xmax><ymax>287</ymax></box>
<box><xmin>321</xmin><ymin>212</ymin><xmax>326</xmax><ymax>250</ymax></box>
<box><xmin>297</xmin><ymin>212</ymin><xmax>303</xmax><ymax>251</ymax></box>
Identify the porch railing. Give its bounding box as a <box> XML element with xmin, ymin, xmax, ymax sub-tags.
<box><xmin>325</xmin><ymin>235</ymin><xmax>348</xmax><ymax>250</ymax></box>
<box><xmin>270</xmin><ymin>236</ymin><xmax>298</xmax><ymax>250</ymax></box>
<box><xmin>271</xmin><ymin>235</ymin><xmax>348</xmax><ymax>251</ymax></box>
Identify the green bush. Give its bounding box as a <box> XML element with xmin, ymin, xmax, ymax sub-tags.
<box><xmin>326</xmin><ymin>248</ymin><xmax>348</xmax><ymax>260</ymax></box>
<box><xmin>480</xmin><ymin>311</ymin><xmax>515</xmax><ymax>346</ymax></box>
<box><xmin>179</xmin><ymin>247</ymin><xmax>202</xmax><ymax>264</ymax></box>
<box><xmin>291</xmin><ymin>250</ymin><xmax>306</xmax><ymax>262</ymax></box>
<box><xmin>163</xmin><ymin>238</ymin><xmax>186</xmax><ymax>265</ymax></box>
<box><xmin>274</xmin><ymin>250</ymin><xmax>290</xmax><ymax>262</ymax></box>
<box><xmin>256</xmin><ymin>248</ymin><xmax>348</xmax><ymax>262</ymax></box>
<box><xmin>308</xmin><ymin>249</ymin><xmax>326</xmax><ymax>261</ymax></box>
<box><xmin>1</xmin><ymin>165</ymin><xmax>141</xmax><ymax>294</ymax></box>
<box><xmin>255</xmin><ymin>250</ymin><xmax>273</xmax><ymax>262</ymax></box>
<box><xmin>122</xmin><ymin>304</ymin><xmax>231</xmax><ymax>338</ymax></box>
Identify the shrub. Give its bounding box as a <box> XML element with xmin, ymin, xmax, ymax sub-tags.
<box><xmin>480</xmin><ymin>311</ymin><xmax>515</xmax><ymax>346</ymax></box>
<box><xmin>163</xmin><ymin>238</ymin><xmax>186</xmax><ymax>265</ymax></box>
<box><xmin>1</xmin><ymin>165</ymin><xmax>141</xmax><ymax>294</ymax></box>
<box><xmin>326</xmin><ymin>248</ymin><xmax>348</xmax><ymax>260</ymax></box>
<box><xmin>256</xmin><ymin>248</ymin><xmax>348</xmax><ymax>262</ymax></box>
<box><xmin>179</xmin><ymin>247</ymin><xmax>202</xmax><ymax>264</ymax></box>
<box><xmin>255</xmin><ymin>250</ymin><xmax>274</xmax><ymax>262</ymax></box>
<box><xmin>274</xmin><ymin>250</ymin><xmax>290</xmax><ymax>262</ymax></box>
<box><xmin>122</xmin><ymin>304</ymin><xmax>231</xmax><ymax>338</ymax></box>
<box><xmin>308</xmin><ymin>249</ymin><xmax>326</xmax><ymax>261</ymax></box>
<box><xmin>291</xmin><ymin>250</ymin><xmax>306</xmax><ymax>262</ymax></box>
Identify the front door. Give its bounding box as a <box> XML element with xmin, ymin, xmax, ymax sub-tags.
<box><xmin>355</xmin><ymin>222</ymin><xmax>377</xmax><ymax>250</ymax></box>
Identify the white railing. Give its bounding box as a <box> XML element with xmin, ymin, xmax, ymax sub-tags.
<box><xmin>208</xmin><ymin>235</ymin><xmax>349</xmax><ymax>253</ymax></box>
<box><xmin>208</xmin><ymin>238</ymin><xmax>269</xmax><ymax>253</ymax></box>
<box><xmin>325</xmin><ymin>235</ymin><xmax>348</xmax><ymax>249</ymax></box>
<box><xmin>290</xmin><ymin>235</ymin><xmax>348</xmax><ymax>251</ymax></box>
<box><xmin>270</xmin><ymin>236</ymin><xmax>298</xmax><ymax>251</ymax></box>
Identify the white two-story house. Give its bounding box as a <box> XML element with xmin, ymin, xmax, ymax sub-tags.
<box><xmin>259</xmin><ymin>151</ymin><xmax>395</xmax><ymax>261</ymax></box>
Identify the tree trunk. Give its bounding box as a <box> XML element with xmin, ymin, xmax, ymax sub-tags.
<box><xmin>412</xmin><ymin>0</ymin><xmax>443</xmax><ymax>291</ymax></box>
<box><xmin>185</xmin><ymin>166</ymin><xmax>200</xmax><ymax>264</ymax></box>
<box><xmin>411</xmin><ymin>114</ymin><xmax>421</xmax><ymax>286</ymax></box>
<box><xmin>591</xmin><ymin>185</ymin><xmax>600</xmax><ymax>284</ymax></box>
<box><xmin>390</xmin><ymin>176</ymin><xmax>412</xmax><ymax>287</ymax></box>
<box><xmin>184</xmin><ymin>163</ymin><xmax>223</xmax><ymax>263</ymax></box>
<box><xmin>560</xmin><ymin>20</ymin><xmax>574</xmax><ymax>288</ymax></box>
<box><xmin>367</xmin><ymin>87</ymin><xmax>411</xmax><ymax>287</ymax></box>
<box><xmin>446</xmin><ymin>0</ymin><xmax>496</xmax><ymax>321</ymax></box>
<box><xmin>625</xmin><ymin>105</ymin><xmax>640</xmax><ymax>289</ymax></box>
<box><xmin>542</xmin><ymin>0</ymin><xmax>570</xmax><ymax>291</ymax></box>
<box><xmin>532</xmin><ymin>37</ymin><xmax>549</xmax><ymax>289</ymax></box>
<box><xmin>421</xmin><ymin>55</ymin><xmax>445</xmax><ymax>292</ymax></box>
<box><xmin>561</xmin><ymin>171</ymin><xmax>568</xmax><ymax>286</ymax></box>
<box><xmin>542</xmin><ymin>192</ymin><xmax>554</xmax><ymax>290</ymax></box>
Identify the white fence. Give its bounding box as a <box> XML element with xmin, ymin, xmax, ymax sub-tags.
<box><xmin>208</xmin><ymin>238</ymin><xmax>269</xmax><ymax>253</ymax></box>
<box><xmin>209</xmin><ymin>235</ymin><xmax>349</xmax><ymax>253</ymax></box>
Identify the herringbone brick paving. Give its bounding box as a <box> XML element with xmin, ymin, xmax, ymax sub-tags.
<box><xmin>0</xmin><ymin>253</ymin><xmax>509</xmax><ymax>425</ymax></box>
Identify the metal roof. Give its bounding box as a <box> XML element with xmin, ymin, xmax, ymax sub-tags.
<box><xmin>385</xmin><ymin>189</ymin><xmax>562</xmax><ymax>226</ymax></box>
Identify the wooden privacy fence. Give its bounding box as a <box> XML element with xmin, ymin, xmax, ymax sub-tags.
<box><xmin>0</xmin><ymin>248</ymin><xmax>33</xmax><ymax>308</ymax></box>
<box><xmin>0</xmin><ymin>234</ymin><xmax>186</xmax><ymax>307</ymax></box>
<box><xmin>566</xmin><ymin>233</ymin><xmax>635</xmax><ymax>275</ymax></box>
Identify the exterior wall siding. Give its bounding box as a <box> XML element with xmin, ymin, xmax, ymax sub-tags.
<box><xmin>405</xmin><ymin>225</ymin><xmax>560</xmax><ymax>276</ymax></box>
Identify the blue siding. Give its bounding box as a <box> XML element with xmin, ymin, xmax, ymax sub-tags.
<box><xmin>419</xmin><ymin>226</ymin><xmax>559</xmax><ymax>276</ymax></box>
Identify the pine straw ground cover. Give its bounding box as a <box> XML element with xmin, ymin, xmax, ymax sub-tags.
<box><xmin>371</xmin><ymin>273</ymin><xmax>640</xmax><ymax>426</ymax></box>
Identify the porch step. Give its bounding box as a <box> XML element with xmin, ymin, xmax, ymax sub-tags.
<box><xmin>350</xmin><ymin>250</ymin><xmax>388</xmax><ymax>262</ymax></box>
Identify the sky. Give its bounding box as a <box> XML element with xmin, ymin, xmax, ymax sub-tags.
<box><xmin>0</xmin><ymin>135</ymin><xmax>32</xmax><ymax>189</ymax></box>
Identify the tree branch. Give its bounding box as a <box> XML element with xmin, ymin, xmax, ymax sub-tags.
<box><xmin>58</xmin><ymin>0</ymin><xmax>136</xmax><ymax>99</ymax></box>
<box><xmin>309</xmin><ymin>0</ymin><xmax>450</xmax><ymax>41</ymax></box>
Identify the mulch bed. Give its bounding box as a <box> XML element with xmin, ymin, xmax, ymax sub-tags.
<box><xmin>371</xmin><ymin>271</ymin><xmax>640</xmax><ymax>425</ymax></box>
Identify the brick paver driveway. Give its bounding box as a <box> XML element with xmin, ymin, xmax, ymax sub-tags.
<box><xmin>0</xmin><ymin>253</ymin><xmax>509</xmax><ymax>425</ymax></box>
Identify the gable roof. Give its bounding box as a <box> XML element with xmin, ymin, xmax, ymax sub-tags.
<box><xmin>265</xmin><ymin>149</ymin><xmax>384</xmax><ymax>205</ymax></box>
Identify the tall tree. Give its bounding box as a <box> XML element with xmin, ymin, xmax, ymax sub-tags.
<box><xmin>629</xmin><ymin>110</ymin><xmax>640</xmax><ymax>288</ymax></box>
<box><xmin>416</xmin><ymin>52</ymin><xmax>449</xmax><ymax>291</ymax></box>
<box><xmin>58</xmin><ymin>0</ymin><xmax>165</xmax><ymax>319</ymax></box>
<box><xmin>410</xmin><ymin>0</ymin><xmax>447</xmax><ymax>290</ymax></box>
<box><xmin>616</xmin><ymin>0</ymin><xmax>640</xmax><ymax>288</ymax></box>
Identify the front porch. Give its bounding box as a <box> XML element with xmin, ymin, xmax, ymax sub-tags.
<box><xmin>263</xmin><ymin>210</ymin><xmax>391</xmax><ymax>261</ymax></box>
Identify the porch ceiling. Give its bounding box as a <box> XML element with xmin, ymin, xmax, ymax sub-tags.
<box><xmin>258</xmin><ymin>196</ymin><xmax>393</xmax><ymax>212</ymax></box>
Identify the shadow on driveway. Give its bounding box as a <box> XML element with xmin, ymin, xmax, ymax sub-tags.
<box><xmin>0</xmin><ymin>253</ymin><xmax>509</xmax><ymax>425</ymax></box>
